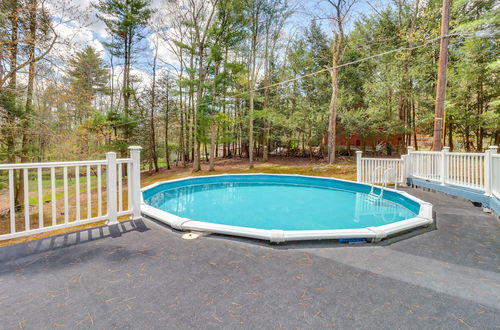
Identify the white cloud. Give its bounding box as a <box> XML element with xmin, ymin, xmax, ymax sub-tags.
<box><xmin>51</xmin><ymin>22</ymin><xmax>105</xmax><ymax>63</ymax></box>
<box><xmin>111</xmin><ymin>65</ymin><xmax>153</xmax><ymax>91</ymax></box>
<box><xmin>47</xmin><ymin>0</ymin><xmax>109</xmax><ymax>39</ymax></box>
<box><xmin>55</xmin><ymin>22</ymin><xmax>104</xmax><ymax>52</ymax></box>
<box><xmin>148</xmin><ymin>32</ymin><xmax>181</xmax><ymax>69</ymax></box>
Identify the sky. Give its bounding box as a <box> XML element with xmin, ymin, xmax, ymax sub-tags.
<box><xmin>46</xmin><ymin>0</ymin><xmax>387</xmax><ymax>88</ymax></box>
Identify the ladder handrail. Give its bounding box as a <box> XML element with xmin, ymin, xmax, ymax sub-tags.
<box><xmin>369</xmin><ymin>167</ymin><xmax>397</xmax><ymax>200</ymax></box>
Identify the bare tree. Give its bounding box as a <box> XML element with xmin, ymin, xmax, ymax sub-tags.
<box><xmin>325</xmin><ymin>0</ymin><xmax>357</xmax><ymax>164</ymax></box>
<box><xmin>246</xmin><ymin>0</ymin><xmax>266</xmax><ymax>168</ymax></box>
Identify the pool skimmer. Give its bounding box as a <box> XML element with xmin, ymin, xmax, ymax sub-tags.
<box><xmin>182</xmin><ymin>231</ymin><xmax>208</xmax><ymax>240</ymax></box>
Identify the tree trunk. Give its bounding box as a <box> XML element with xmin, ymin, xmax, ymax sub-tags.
<box><xmin>178</xmin><ymin>70</ymin><xmax>185</xmax><ymax>167</ymax></box>
<box><xmin>192</xmin><ymin>45</ymin><xmax>203</xmax><ymax>172</ymax></box>
<box><xmin>431</xmin><ymin>0</ymin><xmax>450</xmax><ymax>151</ymax></box>
<box><xmin>5</xmin><ymin>0</ymin><xmax>18</xmax><ymax>165</ymax></box>
<box><xmin>165</xmin><ymin>80</ymin><xmax>171</xmax><ymax>170</ymax></box>
<box><xmin>327</xmin><ymin>65</ymin><xmax>339</xmax><ymax>164</ymax></box>
<box><xmin>209</xmin><ymin>122</ymin><xmax>216</xmax><ymax>171</ymax></box>
<box><xmin>448</xmin><ymin>120</ymin><xmax>453</xmax><ymax>151</ymax></box>
<box><xmin>150</xmin><ymin>40</ymin><xmax>159</xmax><ymax>172</ymax></box>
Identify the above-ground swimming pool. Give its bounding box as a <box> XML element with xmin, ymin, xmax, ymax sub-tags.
<box><xmin>141</xmin><ymin>174</ymin><xmax>433</xmax><ymax>243</ymax></box>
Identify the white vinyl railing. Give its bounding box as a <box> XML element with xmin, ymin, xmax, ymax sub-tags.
<box><xmin>357</xmin><ymin>146</ymin><xmax>499</xmax><ymax>197</ymax></box>
<box><xmin>356</xmin><ymin>153</ymin><xmax>404</xmax><ymax>184</ymax></box>
<box><xmin>444</xmin><ymin>151</ymin><xmax>485</xmax><ymax>189</ymax></box>
<box><xmin>407</xmin><ymin>146</ymin><xmax>497</xmax><ymax>191</ymax></box>
<box><xmin>410</xmin><ymin>151</ymin><xmax>442</xmax><ymax>182</ymax></box>
<box><xmin>0</xmin><ymin>146</ymin><xmax>142</xmax><ymax>241</ymax></box>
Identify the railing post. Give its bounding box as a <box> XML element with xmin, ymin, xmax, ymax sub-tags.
<box><xmin>106</xmin><ymin>152</ymin><xmax>118</xmax><ymax>225</ymax></box>
<box><xmin>406</xmin><ymin>146</ymin><xmax>414</xmax><ymax>180</ymax></box>
<box><xmin>484</xmin><ymin>146</ymin><xmax>496</xmax><ymax>196</ymax></box>
<box><xmin>401</xmin><ymin>154</ymin><xmax>408</xmax><ymax>185</ymax></box>
<box><xmin>129</xmin><ymin>146</ymin><xmax>143</xmax><ymax>220</ymax></box>
<box><xmin>441</xmin><ymin>146</ymin><xmax>449</xmax><ymax>186</ymax></box>
<box><xmin>356</xmin><ymin>150</ymin><xmax>362</xmax><ymax>182</ymax></box>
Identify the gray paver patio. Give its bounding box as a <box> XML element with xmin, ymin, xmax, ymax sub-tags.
<box><xmin>0</xmin><ymin>187</ymin><xmax>499</xmax><ymax>329</ymax></box>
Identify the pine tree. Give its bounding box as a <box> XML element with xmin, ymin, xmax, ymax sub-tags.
<box><xmin>93</xmin><ymin>0</ymin><xmax>153</xmax><ymax>149</ymax></box>
<box><xmin>67</xmin><ymin>46</ymin><xmax>108</xmax><ymax>124</ymax></box>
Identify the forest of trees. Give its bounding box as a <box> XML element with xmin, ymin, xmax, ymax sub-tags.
<box><xmin>0</xmin><ymin>0</ymin><xmax>498</xmax><ymax>172</ymax></box>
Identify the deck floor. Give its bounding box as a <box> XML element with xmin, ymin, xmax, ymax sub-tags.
<box><xmin>0</xmin><ymin>187</ymin><xmax>499</xmax><ymax>329</ymax></box>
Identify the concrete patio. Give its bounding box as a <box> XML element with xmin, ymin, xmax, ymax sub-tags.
<box><xmin>0</xmin><ymin>187</ymin><xmax>498</xmax><ymax>329</ymax></box>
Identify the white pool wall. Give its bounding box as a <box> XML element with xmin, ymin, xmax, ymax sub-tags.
<box><xmin>140</xmin><ymin>174</ymin><xmax>433</xmax><ymax>243</ymax></box>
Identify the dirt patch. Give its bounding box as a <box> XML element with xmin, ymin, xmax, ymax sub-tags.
<box><xmin>141</xmin><ymin>156</ymin><xmax>356</xmax><ymax>186</ymax></box>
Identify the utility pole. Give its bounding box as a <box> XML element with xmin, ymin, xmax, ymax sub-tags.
<box><xmin>432</xmin><ymin>0</ymin><xmax>451</xmax><ymax>151</ymax></box>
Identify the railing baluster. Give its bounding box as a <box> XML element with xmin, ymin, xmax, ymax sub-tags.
<box><xmin>468</xmin><ymin>156</ymin><xmax>471</xmax><ymax>186</ymax></box>
<box><xmin>458</xmin><ymin>156</ymin><xmax>461</xmax><ymax>182</ymax></box>
<box><xmin>23</xmin><ymin>168</ymin><xmax>30</xmax><ymax>231</ymax></box>
<box><xmin>463</xmin><ymin>155</ymin><xmax>467</xmax><ymax>186</ymax></box>
<box><xmin>460</xmin><ymin>155</ymin><xmax>464</xmax><ymax>184</ymax></box>
<box><xmin>453</xmin><ymin>155</ymin><xmax>456</xmax><ymax>183</ymax></box>
<box><xmin>51</xmin><ymin>167</ymin><xmax>56</xmax><ymax>226</ymax></box>
<box><xmin>366</xmin><ymin>159</ymin><xmax>369</xmax><ymax>182</ymax></box>
<box><xmin>417</xmin><ymin>155</ymin><xmax>422</xmax><ymax>176</ymax></box>
<box><xmin>75</xmin><ymin>166</ymin><xmax>80</xmax><ymax>221</ymax></box>
<box><xmin>469</xmin><ymin>156</ymin><xmax>473</xmax><ymax>186</ymax></box>
<box><xmin>87</xmin><ymin>165</ymin><xmax>91</xmax><ymax>219</ymax></box>
<box><xmin>428</xmin><ymin>154</ymin><xmax>430</xmax><ymax>178</ymax></box>
<box><xmin>415</xmin><ymin>154</ymin><xmax>418</xmax><ymax>177</ymax></box>
<box><xmin>424</xmin><ymin>154</ymin><xmax>426</xmax><ymax>178</ymax></box>
<box><xmin>473</xmin><ymin>156</ymin><xmax>476</xmax><ymax>186</ymax></box>
<box><xmin>9</xmin><ymin>169</ymin><xmax>15</xmax><ymax>233</ymax></box>
<box><xmin>427</xmin><ymin>154</ymin><xmax>429</xmax><ymax>177</ymax></box>
<box><xmin>37</xmin><ymin>168</ymin><xmax>43</xmax><ymax>228</ymax></box>
<box><xmin>465</xmin><ymin>155</ymin><xmax>468</xmax><ymax>184</ymax></box>
<box><xmin>63</xmin><ymin>166</ymin><xmax>69</xmax><ymax>224</ymax></box>
<box><xmin>379</xmin><ymin>160</ymin><xmax>382</xmax><ymax>182</ymax></box>
<box><xmin>467</xmin><ymin>156</ymin><xmax>471</xmax><ymax>186</ymax></box>
<box><xmin>362</xmin><ymin>158</ymin><xmax>367</xmax><ymax>182</ymax></box>
<box><xmin>436</xmin><ymin>154</ymin><xmax>439</xmax><ymax>180</ymax></box>
<box><xmin>465</xmin><ymin>156</ymin><xmax>468</xmax><ymax>185</ymax></box>
<box><xmin>479</xmin><ymin>157</ymin><xmax>483</xmax><ymax>187</ymax></box>
<box><xmin>423</xmin><ymin>154</ymin><xmax>426</xmax><ymax>178</ymax></box>
<box><xmin>97</xmin><ymin>164</ymin><xmax>102</xmax><ymax>217</ymax></box>
<box><xmin>449</xmin><ymin>155</ymin><xmax>453</xmax><ymax>183</ymax></box>
<box><xmin>472</xmin><ymin>156</ymin><xmax>476</xmax><ymax>186</ymax></box>
<box><xmin>106</xmin><ymin>152</ymin><xmax>118</xmax><ymax>224</ymax></box>
<box><xmin>368</xmin><ymin>159</ymin><xmax>371</xmax><ymax>182</ymax></box>
<box><xmin>430</xmin><ymin>155</ymin><xmax>433</xmax><ymax>179</ymax></box>
<box><xmin>118</xmin><ymin>163</ymin><xmax>123</xmax><ymax>212</ymax></box>
<box><xmin>371</xmin><ymin>159</ymin><xmax>374</xmax><ymax>182</ymax></box>
<box><xmin>127</xmin><ymin>162</ymin><xmax>132</xmax><ymax>210</ymax></box>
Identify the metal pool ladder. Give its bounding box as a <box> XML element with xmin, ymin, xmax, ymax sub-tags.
<box><xmin>367</xmin><ymin>167</ymin><xmax>397</xmax><ymax>203</ymax></box>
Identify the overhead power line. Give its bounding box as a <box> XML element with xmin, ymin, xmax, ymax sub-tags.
<box><xmin>2</xmin><ymin>30</ymin><xmax>497</xmax><ymax>132</ymax></box>
<box><xmin>106</xmin><ymin>30</ymin><xmax>496</xmax><ymax>129</ymax></box>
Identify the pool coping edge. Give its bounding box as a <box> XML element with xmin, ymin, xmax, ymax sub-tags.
<box><xmin>140</xmin><ymin>174</ymin><xmax>434</xmax><ymax>243</ymax></box>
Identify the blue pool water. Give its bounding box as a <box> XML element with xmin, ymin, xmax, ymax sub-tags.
<box><xmin>143</xmin><ymin>175</ymin><xmax>419</xmax><ymax>231</ymax></box>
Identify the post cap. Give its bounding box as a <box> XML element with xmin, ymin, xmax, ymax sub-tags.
<box><xmin>442</xmin><ymin>146</ymin><xmax>450</xmax><ymax>151</ymax></box>
<box><xmin>128</xmin><ymin>146</ymin><xmax>143</xmax><ymax>150</ymax></box>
